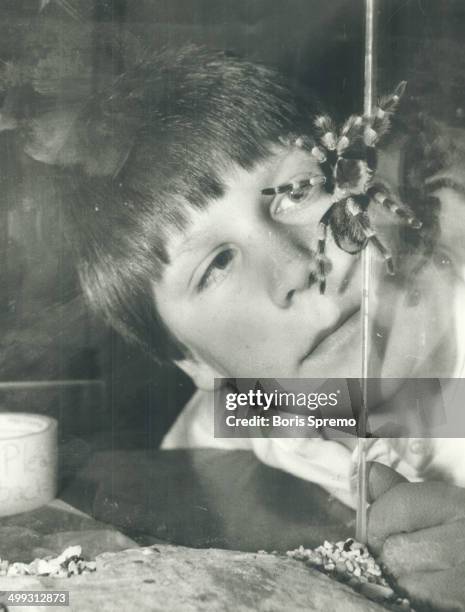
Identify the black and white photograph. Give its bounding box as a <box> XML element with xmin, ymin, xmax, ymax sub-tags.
<box><xmin>1</xmin><ymin>1</ymin><xmax>465</xmax><ymax>610</ymax></box>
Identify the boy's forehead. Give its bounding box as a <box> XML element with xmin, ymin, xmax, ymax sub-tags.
<box><xmin>164</xmin><ymin>146</ymin><xmax>317</xmax><ymax>261</ymax></box>
<box><xmin>223</xmin><ymin>145</ymin><xmax>317</xmax><ymax>189</ymax></box>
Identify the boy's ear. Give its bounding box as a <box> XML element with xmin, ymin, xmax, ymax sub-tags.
<box><xmin>174</xmin><ymin>355</ymin><xmax>223</xmax><ymax>392</ymax></box>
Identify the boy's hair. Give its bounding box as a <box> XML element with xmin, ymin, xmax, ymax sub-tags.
<box><xmin>57</xmin><ymin>45</ymin><xmax>319</xmax><ymax>363</ymax></box>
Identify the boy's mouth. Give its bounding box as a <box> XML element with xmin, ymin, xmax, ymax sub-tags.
<box><xmin>300</xmin><ymin>307</ymin><xmax>361</xmax><ymax>364</ymax></box>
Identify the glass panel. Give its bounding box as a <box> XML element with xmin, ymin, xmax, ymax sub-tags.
<box><xmin>364</xmin><ymin>0</ymin><xmax>465</xmax><ymax>415</ymax></box>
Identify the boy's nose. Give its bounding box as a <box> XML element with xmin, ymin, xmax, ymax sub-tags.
<box><xmin>265</xmin><ymin>231</ymin><xmax>322</xmax><ymax>309</ymax></box>
<box><xmin>273</xmin><ymin>266</ymin><xmax>319</xmax><ymax>308</ymax></box>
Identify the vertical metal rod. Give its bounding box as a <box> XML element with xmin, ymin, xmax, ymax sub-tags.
<box><xmin>355</xmin><ymin>0</ymin><xmax>377</xmax><ymax>544</ymax></box>
<box><xmin>364</xmin><ymin>0</ymin><xmax>376</xmax><ymax>117</ymax></box>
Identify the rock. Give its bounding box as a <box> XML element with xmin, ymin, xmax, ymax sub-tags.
<box><xmin>0</xmin><ymin>544</ymin><xmax>391</xmax><ymax>611</ymax></box>
<box><xmin>41</xmin><ymin>529</ymin><xmax>137</xmax><ymax>559</ymax></box>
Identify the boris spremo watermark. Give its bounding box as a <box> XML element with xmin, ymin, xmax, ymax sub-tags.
<box><xmin>213</xmin><ymin>378</ymin><xmax>465</xmax><ymax>439</ymax></box>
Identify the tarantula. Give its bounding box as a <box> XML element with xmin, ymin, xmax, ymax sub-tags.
<box><xmin>262</xmin><ymin>81</ymin><xmax>424</xmax><ymax>294</ymax></box>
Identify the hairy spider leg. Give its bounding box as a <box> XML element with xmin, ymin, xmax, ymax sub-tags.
<box><xmin>261</xmin><ymin>176</ymin><xmax>326</xmax><ymax>198</ymax></box>
<box><xmin>368</xmin><ymin>185</ymin><xmax>423</xmax><ymax>229</ymax></box>
<box><xmin>314</xmin><ymin>114</ymin><xmax>338</xmax><ymax>152</ymax></box>
<box><xmin>293</xmin><ymin>134</ymin><xmax>335</xmax><ymax>193</ymax></box>
<box><xmin>347</xmin><ymin>197</ymin><xmax>395</xmax><ymax>275</ymax></box>
<box><xmin>338</xmin><ymin>115</ymin><xmax>364</xmax><ymax>155</ymax></box>
<box><xmin>261</xmin><ymin>183</ymin><xmax>295</xmax><ymax>196</ymax></box>
<box><xmin>294</xmin><ymin>131</ymin><xmax>338</xmax><ymax>186</ymax></box>
<box><xmin>316</xmin><ymin>204</ymin><xmax>338</xmax><ymax>294</ymax></box>
<box><xmin>378</xmin><ymin>81</ymin><xmax>407</xmax><ymax>114</ymax></box>
<box><xmin>364</xmin><ymin>81</ymin><xmax>407</xmax><ymax>147</ymax></box>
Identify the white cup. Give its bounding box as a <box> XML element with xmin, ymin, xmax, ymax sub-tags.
<box><xmin>0</xmin><ymin>413</ymin><xmax>58</xmax><ymax>517</ymax></box>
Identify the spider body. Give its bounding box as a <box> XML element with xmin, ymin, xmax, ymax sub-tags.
<box><xmin>263</xmin><ymin>81</ymin><xmax>425</xmax><ymax>293</ymax></box>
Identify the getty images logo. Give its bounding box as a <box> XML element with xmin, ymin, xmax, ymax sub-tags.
<box><xmin>224</xmin><ymin>381</ymin><xmax>341</xmax><ymax>412</ymax></box>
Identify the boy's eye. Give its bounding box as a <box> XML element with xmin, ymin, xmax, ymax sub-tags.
<box><xmin>198</xmin><ymin>248</ymin><xmax>235</xmax><ymax>291</ymax></box>
<box><xmin>262</xmin><ymin>175</ymin><xmax>326</xmax><ymax>217</ymax></box>
<box><xmin>274</xmin><ymin>182</ymin><xmax>323</xmax><ymax>215</ymax></box>
<box><xmin>288</xmin><ymin>185</ymin><xmax>312</xmax><ymax>203</ymax></box>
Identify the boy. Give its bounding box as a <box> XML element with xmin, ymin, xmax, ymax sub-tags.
<box><xmin>48</xmin><ymin>46</ymin><xmax>465</xmax><ymax>609</ymax></box>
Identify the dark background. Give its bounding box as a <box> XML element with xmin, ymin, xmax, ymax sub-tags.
<box><xmin>0</xmin><ymin>0</ymin><xmax>464</xmax><ymax>458</ymax></box>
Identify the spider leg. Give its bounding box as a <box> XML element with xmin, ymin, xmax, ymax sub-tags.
<box><xmin>316</xmin><ymin>204</ymin><xmax>338</xmax><ymax>294</ymax></box>
<box><xmin>364</xmin><ymin>81</ymin><xmax>407</xmax><ymax>147</ymax></box>
<box><xmin>337</xmin><ymin>115</ymin><xmax>364</xmax><ymax>155</ymax></box>
<box><xmin>293</xmin><ymin>134</ymin><xmax>335</xmax><ymax>193</ymax></box>
<box><xmin>368</xmin><ymin>185</ymin><xmax>423</xmax><ymax>229</ymax></box>
<box><xmin>347</xmin><ymin>197</ymin><xmax>395</xmax><ymax>275</ymax></box>
<box><xmin>378</xmin><ymin>80</ymin><xmax>407</xmax><ymax>113</ymax></box>
<box><xmin>280</xmin><ymin>133</ymin><xmax>329</xmax><ymax>167</ymax></box>
<box><xmin>261</xmin><ymin>176</ymin><xmax>326</xmax><ymax>197</ymax></box>
<box><xmin>293</xmin><ymin>134</ymin><xmax>327</xmax><ymax>162</ymax></box>
<box><xmin>314</xmin><ymin>115</ymin><xmax>337</xmax><ymax>151</ymax></box>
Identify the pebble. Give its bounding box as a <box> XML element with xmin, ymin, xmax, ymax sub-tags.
<box><xmin>335</xmin><ymin>561</ymin><xmax>347</xmax><ymax>574</ymax></box>
<box><xmin>287</xmin><ymin>538</ymin><xmax>412</xmax><ymax>610</ymax></box>
<box><xmin>324</xmin><ymin>562</ymin><xmax>335</xmax><ymax>571</ymax></box>
<box><xmin>0</xmin><ymin>546</ymin><xmax>97</xmax><ymax>578</ymax></box>
<box><xmin>360</xmin><ymin>582</ymin><xmax>395</xmax><ymax>600</ymax></box>
<box><xmin>345</xmin><ymin>560</ymin><xmax>354</xmax><ymax>572</ymax></box>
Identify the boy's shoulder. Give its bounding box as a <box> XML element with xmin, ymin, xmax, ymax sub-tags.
<box><xmin>161</xmin><ymin>390</ymin><xmax>212</xmax><ymax>449</ymax></box>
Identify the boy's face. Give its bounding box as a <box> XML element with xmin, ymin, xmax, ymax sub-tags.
<box><xmin>153</xmin><ymin>147</ymin><xmax>455</xmax><ymax>389</ymax></box>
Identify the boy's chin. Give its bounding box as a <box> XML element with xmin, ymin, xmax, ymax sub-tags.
<box><xmin>297</xmin><ymin>340</ymin><xmax>363</xmax><ymax>379</ymax></box>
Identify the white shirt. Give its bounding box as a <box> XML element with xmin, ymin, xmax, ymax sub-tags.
<box><xmin>161</xmin><ymin>389</ymin><xmax>465</xmax><ymax>510</ymax></box>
